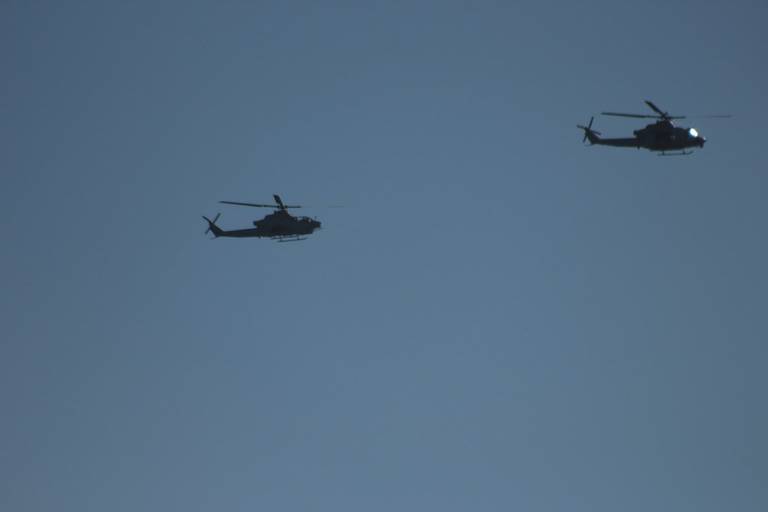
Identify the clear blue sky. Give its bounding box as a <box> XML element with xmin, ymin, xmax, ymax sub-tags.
<box><xmin>2</xmin><ymin>1</ymin><xmax>766</xmax><ymax>511</ymax></box>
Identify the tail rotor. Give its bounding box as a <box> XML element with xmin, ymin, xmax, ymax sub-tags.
<box><xmin>577</xmin><ymin>117</ymin><xmax>601</xmax><ymax>144</ymax></box>
<box><xmin>203</xmin><ymin>213</ymin><xmax>221</xmax><ymax>238</ymax></box>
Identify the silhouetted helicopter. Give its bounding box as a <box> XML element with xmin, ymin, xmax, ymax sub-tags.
<box><xmin>203</xmin><ymin>194</ymin><xmax>321</xmax><ymax>242</ymax></box>
<box><xmin>578</xmin><ymin>100</ymin><xmax>730</xmax><ymax>155</ymax></box>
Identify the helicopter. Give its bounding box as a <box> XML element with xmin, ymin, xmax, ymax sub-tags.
<box><xmin>202</xmin><ymin>194</ymin><xmax>321</xmax><ymax>242</ymax></box>
<box><xmin>578</xmin><ymin>100</ymin><xmax>730</xmax><ymax>155</ymax></box>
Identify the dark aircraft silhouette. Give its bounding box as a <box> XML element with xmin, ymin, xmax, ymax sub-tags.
<box><xmin>578</xmin><ymin>100</ymin><xmax>729</xmax><ymax>155</ymax></box>
<box><xmin>203</xmin><ymin>194</ymin><xmax>321</xmax><ymax>242</ymax></box>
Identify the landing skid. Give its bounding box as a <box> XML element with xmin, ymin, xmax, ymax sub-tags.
<box><xmin>275</xmin><ymin>236</ymin><xmax>308</xmax><ymax>243</ymax></box>
<box><xmin>658</xmin><ymin>150</ymin><xmax>693</xmax><ymax>156</ymax></box>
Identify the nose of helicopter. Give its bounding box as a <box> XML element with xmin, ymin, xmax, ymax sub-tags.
<box><xmin>699</xmin><ymin>136</ymin><xmax>706</xmax><ymax>147</ymax></box>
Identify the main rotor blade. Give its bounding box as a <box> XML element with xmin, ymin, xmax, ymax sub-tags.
<box><xmin>602</xmin><ymin>112</ymin><xmax>658</xmax><ymax>118</ymax></box>
<box><xmin>219</xmin><ymin>200</ymin><xmax>278</xmax><ymax>208</ymax></box>
<box><xmin>687</xmin><ymin>114</ymin><xmax>732</xmax><ymax>119</ymax></box>
<box><xmin>219</xmin><ymin>200</ymin><xmax>303</xmax><ymax>209</ymax></box>
<box><xmin>644</xmin><ymin>100</ymin><xmax>666</xmax><ymax>116</ymax></box>
<box><xmin>601</xmin><ymin>112</ymin><xmax>685</xmax><ymax>120</ymax></box>
<box><xmin>271</xmin><ymin>195</ymin><xmax>303</xmax><ymax>209</ymax></box>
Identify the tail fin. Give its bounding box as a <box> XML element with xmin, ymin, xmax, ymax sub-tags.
<box><xmin>577</xmin><ymin>117</ymin><xmax>602</xmax><ymax>145</ymax></box>
<box><xmin>203</xmin><ymin>214</ymin><xmax>224</xmax><ymax>238</ymax></box>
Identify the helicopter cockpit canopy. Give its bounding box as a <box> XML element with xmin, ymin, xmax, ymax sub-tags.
<box><xmin>689</xmin><ymin>128</ymin><xmax>699</xmax><ymax>138</ymax></box>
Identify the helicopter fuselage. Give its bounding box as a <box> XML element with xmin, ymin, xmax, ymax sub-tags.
<box><xmin>203</xmin><ymin>209</ymin><xmax>321</xmax><ymax>240</ymax></box>
<box><xmin>204</xmin><ymin>194</ymin><xmax>322</xmax><ymax>241</ymax></box>
<box><xmin>252</xmin><ymin>210</ymin><xmax>321</xmax><ymax>237</ymax></box>
<box><xmin>590</xmin><ymin>121</ymin><xmax>705</xmax><ymax>152</ymax></box>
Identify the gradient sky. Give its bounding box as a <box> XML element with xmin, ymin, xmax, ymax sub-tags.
<box><xmin>2</xmin><ymin>1</ymin><xmax>766</xmax><ymax>511</ymax></box>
